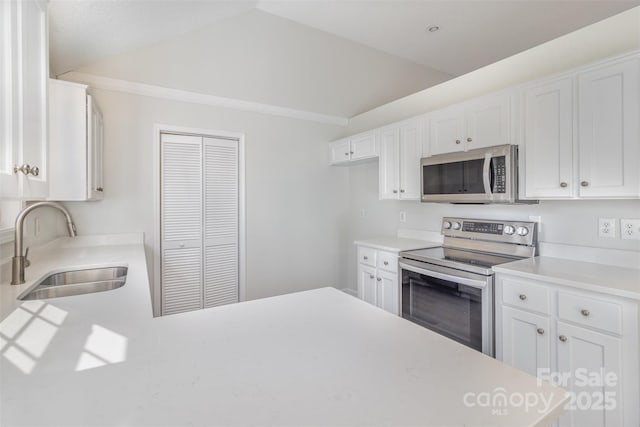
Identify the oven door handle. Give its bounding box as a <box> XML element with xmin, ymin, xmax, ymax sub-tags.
<box><xmin>482</xmin><ymin>152</ymin><xmax>493</xmax><ymax>200</ymax></box>
<box><xmin>399</xmin><ymin>260</ymin><xmax>488</xmax><ymax>289</ymax></box>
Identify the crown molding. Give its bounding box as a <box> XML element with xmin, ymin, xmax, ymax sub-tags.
<box><xmin>58</xmin><ymin>72</ymin><xmax>349</xmax><ymax>127</ymax></box>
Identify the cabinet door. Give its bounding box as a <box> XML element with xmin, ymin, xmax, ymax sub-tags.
<box><xmin>500</xmin><ymin>306</ymin><xmax>551</xmax><ymax>377</ymax></box>
<box><xmin>429</xmin><ymin>106</ymin><xmax>465</xmax><ymax>155</ymax></box>
<box><xmin>350</xmin><ymin>132</ymin><xmax>377</xmax><ymax>161</ymax></box>
<box><xmin>377</xmin><ymin>269</ymin><xmax>398</xmax><ymax>315</ymax></box>
<box><xmin>557</xmin><ymin>321</ymin><xmax>623</xmax><ymax>427</ymax></box>
<box><xmin>329</xmin><ymin>139</ymin><xmax>351</xmax><ymax>165</ymax></box>
<box><xmin>523</xmin><ymin>78</ymin><xmax>574</xmax><ymax>198</ymax></box>
<box><xmin>87</xmin><ymin>94</ymin><xmax>104</xmax><ymax>200</ymax></box>
<box><xmin>578</xmin><ymin>58</ymin><xmax>640</xmax><ymax>198</ymax></box>
<box><xmin>357</xmin><ymin>264</ymin><xmax>377</xmax><ymax>306</ymax></box>
<box><xmin>0</xmin><ymin>0</ymin><xmax>48</xmax><ymax>199</ymax></box>
<box><xmin>378</xmin><ymin>127</ymin><xmax>400</xmax><ymax>199</ymax></box>
<box><xmin>399</xmin><ymin>119</ymin><xmax>422</xmax><ymax>200</ymax></box>
<box><xmin>465</xmin><ymin>90</ymin><xmax>512</xmax><ymax>150</ymax></box>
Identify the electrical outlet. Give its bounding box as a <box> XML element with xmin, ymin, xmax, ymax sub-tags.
<box><xmin>621</xmin><ymin>219</ymin><xmax>640</xmax><ymax>240</ymax></box>
<box><xmin>399</xmin><ymin>211</ymin><xmax>407</xmax><ymax>223</ymax></box>
<box><xmin>360</xmin><ymin>209</ymin><xmax>367</xmax><ymax>219</ymax></box>
<box><xmin>598</xmin><ymin>218</ymin><xmax>617</xmax><ymax>238</ymax></box>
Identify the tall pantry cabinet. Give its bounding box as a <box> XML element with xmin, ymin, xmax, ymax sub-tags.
<box><xmin>160</xmin><ymin>133</ymin><xmax>240</xmax><ymax>315</ymax></box>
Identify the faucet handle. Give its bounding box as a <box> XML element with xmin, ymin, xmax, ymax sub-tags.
<box><xmin>24</xmin><ymin>247</ymin><xmax>31</xmax><ymax>268</ymax></box>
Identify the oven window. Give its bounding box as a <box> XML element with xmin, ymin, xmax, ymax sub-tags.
<box><xmin>402</xmin><ymin>269</ymin><xmax>483</xmax><ymax>352</ymax></box>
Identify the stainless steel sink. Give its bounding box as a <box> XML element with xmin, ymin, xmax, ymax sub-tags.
<box><xmin>18</xmin><ymin>266</ymin><xmax>128</xmax><ymax>300</ymax></box>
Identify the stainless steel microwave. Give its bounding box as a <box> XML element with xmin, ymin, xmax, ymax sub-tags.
<box><xmin>421</xmin><ymin>144</ymin><xmax>529</xmax><ymax>204</ymax></box>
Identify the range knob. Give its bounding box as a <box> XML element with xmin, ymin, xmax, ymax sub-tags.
<box><xmin>503</xmin><ymin>225</ymin><xmax>515</xmax><ymax>235</ymax></box>
<box><xmin>451</xmin><ymin>222</ymin><xmax>461</xmax><ymax>230</ymax></box>
<box><xmin>443</xmin><ymin>221</ymin><xmax>452</xmax><ymax>230</ymax></box>
<box><xmin>516</xmin><ymin>226</ymin><xmax>529</xmax><ymax>236</ymax></box>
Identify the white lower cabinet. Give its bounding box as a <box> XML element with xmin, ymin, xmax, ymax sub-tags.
<box><xmin>496</xmin><ymin>273</ymin><xmax>639</xmax><ymax>427</ymax></box>
<box><xmin>356</xmin><ymin>245</ymin><xmax>399</xmax><ymax>315</ymax></box>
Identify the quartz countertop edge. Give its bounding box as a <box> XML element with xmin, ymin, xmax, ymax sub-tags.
<box><xmin>354</xmin><ymin>237</ymin><xmax>442</xmax><ymax>253</ymax></box>
<box><xmin>493</xmin><ymin>256</ymin><xmax>640</xmax><ymax>300</ymax></box>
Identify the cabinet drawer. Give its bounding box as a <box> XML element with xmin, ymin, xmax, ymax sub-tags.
<box><xmin>357</xmin><ymin>247</ymin><xmax>377</xmax><ymax>267</ymax></box>
<box><xmin>558</xmin><ymin>292</ymin><xmax>622</xmax><ymax>335</ymax></box>
<box><xmin>502</xmin><ymin>278</ymin><xmax>551</xmax><ymax>315</ymax></box>
<box><xmin>377</xmin><ymin>251</ymin><xmax>398</xmax><ymax>273</ymax></box>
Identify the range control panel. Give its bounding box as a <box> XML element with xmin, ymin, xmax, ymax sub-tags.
<box><xmin>442</xmin><ymin>217</ymin><xmax>537</xmax><ymax>246</ymax></box>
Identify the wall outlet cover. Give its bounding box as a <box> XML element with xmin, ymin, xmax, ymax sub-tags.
<box><xmin>621</xmin><ymin>219</ymin><xmax>640</xmax><ymax>240</ymax></box>
<box><xmin>399</xmin><ymin>211</ymin><xmax>407</xmax><ymax>223</ymax></box>
<box><xmin>598</xmin><ymin>218</ymin><xmax>617</xmax><ymax>238</ymax></box>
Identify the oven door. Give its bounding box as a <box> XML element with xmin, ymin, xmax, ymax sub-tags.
<box><xmin>399</xmin><ymin>258</ymin><xmax>494</xmax><ymax>356</ymax></box>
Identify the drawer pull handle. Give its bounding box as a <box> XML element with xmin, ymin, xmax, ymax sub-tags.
<box><xmin>383</xmin><ymin>261</ymin><xmax>389</xmax><ymax>266</ymax></box>
<box><xmin>376</xmin><ymin>277</ymin><xmax>381</xmax><ymax>282</ymax></box>
<box><xmin>581</xmin><ymin>181</ymin><xmax>589</xmax><ymax>187</ymax></box>
<box><xmin>560</xmin><ymin>182</ymin><xmax>568</xmax><ymax>188</ymax></box>
<box><xmin>580</xmin><ymin>309</ymin><xmax>590</xmax><ymax>317</ymax></box>
<box><xmin>467</xmin><ymin>137</ymin><xmax>472</xmax><ymax>142</ymax></box>
<box><xmin>519</xmin><ymin>294</ymin><xmax>527</xmax><ymax>301</ymax></box>
<box><xmin>455</xmin><ymin>140</ymin><xmax>461</xmax><ymax>145</ymax></box>
<box><xmin>559</xmin><ymin>335</ymin><xmax>568</xmax><ymax>342</ymax></box>
<box><xmin>363</xmin><ymin>256</ymin><xmax>368</xmax><ymax>260</ymax></box>
<box><xmin>537</xmin><ymin>328</ymin><xmax>545</xmax><ymax>335</ymax></box>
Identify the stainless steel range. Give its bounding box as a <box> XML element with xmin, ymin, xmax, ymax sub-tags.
<box><xmin>399</xmin><ymin>217</ymin><xmax>538</xmax><ymax>357</ymax></box>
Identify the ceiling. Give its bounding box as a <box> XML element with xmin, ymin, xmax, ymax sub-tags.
<box><xmin>256</xmin><ymin>0</ymin><xmax>640</xmax><ymax>76</ymax></box>
<box><xmin>49</xmin><ymin>0</ymin><xmax>640</xmax><ymax>86</ymax></box>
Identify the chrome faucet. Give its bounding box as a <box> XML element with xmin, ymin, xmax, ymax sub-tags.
<box><xmin>11</xmin><ymin>201</ymin><xmax>77</xmax><ymax>285</ymax></box>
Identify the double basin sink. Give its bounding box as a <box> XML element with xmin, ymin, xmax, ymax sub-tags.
<box><xmin>18</xmin><ymin>266</ymin><xmax>128</xmax><ymax>300</ymax></box>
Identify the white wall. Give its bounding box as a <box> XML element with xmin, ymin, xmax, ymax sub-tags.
<box><xmin>41</xmin><ymin>88</ymin><xmax>351</xmax><ymax>309</ymax></box>
<box><xmin>345</xmin><ymin>161</ymin><xmax>640</xmax><ymax>291</ymax></box>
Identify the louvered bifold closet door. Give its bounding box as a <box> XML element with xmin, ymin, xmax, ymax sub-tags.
<box><xmin>203</xmin><ymin>137</ymin><xmax>239</xmax><ymax>308</ymax></box>
<box><xmin>161</xmin><ymin>133</ymin><xmax>203</xmax><ymax>315</ymax></box>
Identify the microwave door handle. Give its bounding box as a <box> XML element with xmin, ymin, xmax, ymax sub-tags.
<box><xmin>482</xmin><ymin>152</ymin><xmax>493</xmax><ymax>200</ymax></box>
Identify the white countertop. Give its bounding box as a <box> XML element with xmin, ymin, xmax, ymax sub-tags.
<box><xmin>1</xmin><ymin>235</ymin><xmax>568</xmax><ymax>426</ymax></box>
<box><xmin>493</xmin><ymin>256</ymin><xmax>640</xmax><ymax>300</ymax></box>
<box><xmin>354</xmin><ymin>237</ymin><xmax>441</xmax><ymax>253</ymax></box>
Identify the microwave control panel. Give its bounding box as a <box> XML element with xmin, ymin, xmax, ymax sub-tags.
<box><xmin>492</xmin><ymin>157</ymin><xmax>507</xmax><ymax>193</ymax></box>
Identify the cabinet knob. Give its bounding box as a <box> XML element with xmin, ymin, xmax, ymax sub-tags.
<box><xmin>369</xmin><ymin>274</ymin><xmax>374</xmax><ymax>279</ymax></box>
<box><xmin>393</xmin><ymin>190</ymin><xmax>398</xmax><ymax>194</ymax></box>
<box><xmin>537</xmin><ymin>328</ymin><xmax>545</xmax><ymax>335</ymax></box>
<box><xmin>559</xmin><ymin>335</ymin><xmax>568</xmax><ymax>342</ymax></box>
<box><xmin>580</xmin><ymin>309</ymin><xmax>590</xmax><ymax>317</ymax></box>
<box><xmin>466</xmin><ymin>137</ymin><xmax>472</xmax><ymax>142</ymax></box>
<box><xmin>363</xmin><ymin>256</ymin><xmax>368</xmax><ymax>260</ymax></box>
<box><xmin>400</xmin><ymin>189</ymin><xmax>405</xmax><ymax>193</ymax></box>
<box><xmin>96</xmin><ymin>187</ymin><xmax>104</xmax><ymax>192</ymax></box>
<box><xmin>344</xmin><ymin>152</ymin><xmax>349</xmax><ymax>156</ymax></box>
<box><xmin>455</xmin><ymin>140</ymin><xmax>461</xmax><ymax>145</ymax></box>
<box><xmin>519</xmin><ymin>294</ymin><xmax>527</xmax><ymax>301</ymax></box>
<box><xmin>350</xmin><ymin>151</ymin><xmax>354</xmax><ymax>155</ymax></box>
<box><xmin>383</xmin><ymin>261</ymin><xmax>389</xmax><ymax>266</ymax></box>
<box><xmin>560</xmin><ymin>182</ymin><xmax>568</xmax><ymax>188</ymax></box>
<box><xmin>13</xmin><ymin>164</ymin><xmax>31</xmax><ymax>175</ymax></box>
<box><xmin>376</xmin><ymin>277</ymin><xmax>381</xmax><ymax>282</ymax></box>
<box><xmin>29</xmin><ymin>166</ymin><xmax>39</xmax><ymax>176</ymax></box>
<box><xmin>581</xmin><ymin>181</ymin><xmax>589</xmax><ymax>187</ymax></box>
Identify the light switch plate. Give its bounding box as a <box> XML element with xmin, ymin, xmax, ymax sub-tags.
<box><xmin>621</xmin><ymin>219</ymin><xmax>640</xmax><ymax>240</ymax></box>
<box><xmin>598</xmin><ymin>218</ymin><xmax>617</xmax><ymax>238</ymax></box>
<box><xmin>399</xmin><ymin>211</ymin><xmax>407</xmax><ymax>223</ymax></box>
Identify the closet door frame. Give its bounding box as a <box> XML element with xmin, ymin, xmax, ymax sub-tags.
<box><xmin>153</xmin><ymin>124</ymin><xmax>246</xmax><ymax>317</ymax></box>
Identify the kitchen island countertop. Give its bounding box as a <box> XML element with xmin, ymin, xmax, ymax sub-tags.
<box><xmin>0</xmin><ymin>234</ymin><xmax>568</xmax><ymax>426</ymax></box>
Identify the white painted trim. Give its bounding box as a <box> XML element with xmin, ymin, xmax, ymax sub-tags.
<box><xmin>60</xmin><ymin>72</ymin><xmax>349</xmax><ymax>127</ymax></box>
<box><xmin>152</xmin><ymin>124</ymin><xmax>247</xmax><ymax>317</ymax></box>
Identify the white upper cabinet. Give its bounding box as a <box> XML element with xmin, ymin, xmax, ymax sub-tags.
<box><xmin>48</xmin><ymin>79</ymin><xmax>104</xmax><ymax>201</ymax></box>
<box><xmin>329</xmin><ymin>131</ymin><xmax>377</xmax><ymax>165</ymax></box>
<box><xmin>577</xmin><ymin>57</ymin><xmax>640</xmax><ymax>198</ymax></box>
<box><xmin>522</xmin><ymin>77</ymin><xmax>574</xmax><ymax>198</ymax></box>
<box><xmin>0</xmin><ymin>0</ymin><xmax>48</xmax><ymax>200</ymax></box>
<box><xmin>429</xmin><ymin>90</ymin><xmax>514</xmax><ymax>156</ymax></box>
<box><xmin>378</xmin><ymin>117</ymin><xmax>423</xmax><ymax>200</ymax></box>
<box><xmin>521</xmin><ymin>53</ymin><xmax>640</xmax><ymax>199</ymax></box>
